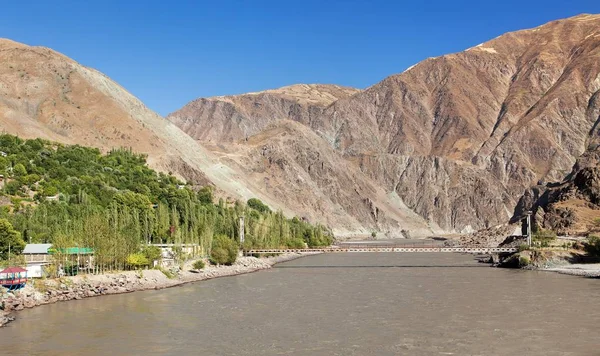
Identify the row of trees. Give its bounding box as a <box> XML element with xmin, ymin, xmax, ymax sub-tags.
<box><xmin>0</xmin><ymin>134</ymin><xmax>333</xmax><ymax>271</ymax></box>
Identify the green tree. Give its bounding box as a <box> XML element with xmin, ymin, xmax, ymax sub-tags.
<box><xmin>210</xmin><ymin>234</ymin><xmax>238</xmax><ymax>265</ymax></box>
<box><xmin>247</xmin><ymin>198</ymin><xmax>271</xmax><ymax>214</ymax></box>
<box><xmin>142</xmin><ymin>245</ymin><xmax>162</xmax><ymax>263</ymax></box>
<box><xmin>0</xmin><ymin>218</ymin><xmax>25</xmax><ymax>260</ymax></box>
<box><xmin>197</xmin><ymin>186</ymin><xmax>213</xmax><ymax>205</ymax></box>
<box><xmin>13</xmin><ymin>163</ymin><xmax>27</xmax><ymax>177</ymax></box>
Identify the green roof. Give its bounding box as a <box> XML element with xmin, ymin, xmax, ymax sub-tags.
<box><xmin>49</xmin><ymin>247</ymin><xmax>94</xmax><ymax>255</ymax></box>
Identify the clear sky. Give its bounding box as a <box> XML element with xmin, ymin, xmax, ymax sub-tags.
<box><xmin>1</xmin><ymin>0</ymin><xmax>598</xmax><ymax>116</ymax></box>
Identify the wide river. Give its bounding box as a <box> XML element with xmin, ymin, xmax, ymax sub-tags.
<box><xmin>1</xmin><ymin>253</ymin><xmax>599</xmax><ymax>355</ymax></box>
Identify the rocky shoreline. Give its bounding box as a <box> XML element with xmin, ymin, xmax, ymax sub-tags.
<box><xmin>0</xmin><ymin>253</ymin><xmax>314</xmax><ymax>327</ymax></box>
<box><xmin>540</xmin><ymin>263</ymin><xmax>600</xmax><ymax>278</ymax></box>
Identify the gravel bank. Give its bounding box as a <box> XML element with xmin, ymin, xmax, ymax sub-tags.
<box><xmin>541</xmin><ymin>263</ymin><xmax>600</xmax><ymax>278</ymax></box>
<box><xmin>0</xmin><ymin>253</ymin><xmax>315</xmax><ymax>327</ymax></box>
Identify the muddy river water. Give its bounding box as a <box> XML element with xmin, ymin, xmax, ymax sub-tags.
<box><xmin>1</xmin><ymin>253</ymin><xmax>599</xmax><ymax>355</ymax></box>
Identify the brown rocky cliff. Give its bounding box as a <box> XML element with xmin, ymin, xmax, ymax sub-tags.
<box><xmin>169</xmin><ymin>14</ymin><xmax>600</xmax><ymax>233</ymax></box>
<box><xmin>167</xmin><ymin>84</ymin><xmax>360</xmax><ymax>144</ymax></box>
<box><xmin>311</xmin><ymin>14</ymin><xmax>600</xmax><ymax>231</ymax></box>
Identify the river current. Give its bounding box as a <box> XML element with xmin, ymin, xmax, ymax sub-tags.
<box><xmin>1</xmin><ymin>253</ymin><xmax>599</xmax><ymax>355</ymax></box>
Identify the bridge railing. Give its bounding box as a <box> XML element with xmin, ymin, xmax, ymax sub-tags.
<box><xmin>244</xmin><ymin>246</ymin><xmax>518</xmax><ymax>254</ymax></box>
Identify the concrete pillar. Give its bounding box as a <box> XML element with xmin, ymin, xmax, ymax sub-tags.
<box><xmin>526</xmin><ymin>211</ymin><xmax>532</xmax><ymax>246</ymax></box>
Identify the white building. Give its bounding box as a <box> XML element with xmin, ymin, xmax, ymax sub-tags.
<box><xmin>23</xmin><ymin>244</ymin><xmax>53</xmax><ymax>278</ymax></box>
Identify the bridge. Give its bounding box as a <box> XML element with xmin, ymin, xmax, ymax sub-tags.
<box><xmin>244</xmin><ymin>246</ymin><xmax>517</xmax><ymax>255</ymax></box>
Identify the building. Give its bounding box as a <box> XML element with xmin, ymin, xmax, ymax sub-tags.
<box><xmin>22</xmin><ymin>243</ymin><xmax>53</xmax><ymax>278</ymax></box>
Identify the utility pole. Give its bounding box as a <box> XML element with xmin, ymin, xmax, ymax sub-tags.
<box><xmin>526</xmin><ymin>211</ymin><xmax>532</xmax><ymax>246</ymax></box>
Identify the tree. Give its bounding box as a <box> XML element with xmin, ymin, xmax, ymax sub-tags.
<box><xmin>210</xmin><ymin>234</ymin><xmax>238</xmax><ymax>265</ymax></box>
<box><xmin>197</xmin><ymin>186</ymin><xmax>213</xmax><ymax>205</ymax></box>
<box><xmin>0</xmin><ymin>218</ymin><xmax>25</xmax><ymax>260</ymax></box>
<box><xmin>13</xmin><ymin>163</ymin><xmax>27</xmax><ymax>177</ymax></box>
<box><xmin>247</xmin><ymin>198</ymin><xmax>271</xmax><ymax>214</ymax></box>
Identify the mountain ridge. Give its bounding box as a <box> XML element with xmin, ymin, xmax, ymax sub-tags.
<box><xmin>169</xmin><ymin>13</ymin><xmax>600</xmax><ymax>233</ymax></box>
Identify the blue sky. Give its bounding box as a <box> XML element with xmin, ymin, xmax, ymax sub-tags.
<box><xmin>1</xmin><ymin>0</ymin><xmax>598</xmax><ymax>116</ymax></box>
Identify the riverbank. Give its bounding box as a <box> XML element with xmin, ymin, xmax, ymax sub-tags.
<box><xmin>0</xmin><ymin>253</ymin><xmax>314</xmax><ymax>327</ymax></box>
<box><xmin>497</xmin><ymin>247</ymin><xmax>600</xmax><ymax>278</ymax></box>
<box><xmin>541</xmin><ymin>263</ymin><xmax>600</xmax><ymax>277</ymax></box>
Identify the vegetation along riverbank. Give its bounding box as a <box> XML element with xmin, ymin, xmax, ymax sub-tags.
<box><xmin>0</xmin><ymin>133</ymin><xmax>333</xmax><ymax>326</ymax></box>
<box><xmin>0</xmin><ymin>253</ymin><xmax>314</xmax><ymax>327</ymax></box>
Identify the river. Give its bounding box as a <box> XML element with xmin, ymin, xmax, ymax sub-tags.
<box><xmin>1</xmin><ymin>253</ymin><xmax>599</xmax><ymax>355</ymax></box>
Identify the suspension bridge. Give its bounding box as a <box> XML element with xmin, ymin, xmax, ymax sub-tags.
<box><xmin>244</xmin><ymin>244</ymin><xmax>517</xmax><ymax>255</ymax></box>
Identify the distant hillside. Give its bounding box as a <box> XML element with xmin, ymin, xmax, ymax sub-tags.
<box><xmin>170</xmin><ymin>14</ymin><xmax>600</xmax><ymax>234</ymax></box>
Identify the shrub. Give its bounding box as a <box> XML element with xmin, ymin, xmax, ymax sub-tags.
<box><xmin>210</xmin><ymin>235</ymin><xmax>238</xmax><ymax>265</ymax></box>
<box><xmin>286</xmin><ymin>238</ymin><xmax>306</xmax><ymax>249</ymax></box>
<box><xmin>518</xmin><ymin>255</ymin><xmax>531</xmax><ymax>267</ymax></box>
<box><xmin>193</xmin><ymin>260</ymin><xmax>205</xmax><ymax>270</ymax></box>
<box><xmin>157</xmin><ymin>266</ymin><xmax>174</xmax><ymax>279</ymax></box>
<box><xmin>126</xmin><ymin>252</ymin><xmax>149</xmax><ymax>269</ymax></box>
<box><xmin>585</xmin><ymin>235</ymin><xmax>600</xmax><ymax>257</ymax></box>
<box><xmin>13</xmin><ymin>163</ymin><xmax>27</xmax><ymax>177</ymax></box>
<box><xmin>518</xmin><ymin>243</ymin><xmax>530</xmax><ymax>252</ymax></box>
<box><xmin>371</xmin><ymin>231</ymin><xmax>377</xmax><ymax>238</ymax></box>
<box><xmin>533</xmin><ymin>229</ymin><xmax>556</xmax><ymax>248</ymax></box>
<box><xmin>142</xmin><ymin>245</ymin><xmax>162</xmax><ymax>263</ymax></box>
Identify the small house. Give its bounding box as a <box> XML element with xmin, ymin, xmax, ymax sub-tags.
<box><xmin>23</xmin><ymin>243</ymin><xmax>53</xmax><ymax>278</ymax></box>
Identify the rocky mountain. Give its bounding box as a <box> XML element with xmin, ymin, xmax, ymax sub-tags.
<box><xmin>513</xmin><ymin>147</ymin><xmax>600</xmax><ymax>235</ymax></box>
<box><xmin>0</xmin><ymin>38</ymin><xmax>300</xmax><ymax>219</ymax></box>
<box><xmin>169</xmin><ymin>84</ymin><xmax>434</xmax><ymax>236</ymax></box>
<box><xmin>168</xmin><ymin>84</ymin><xmax>359</xmax><ymax>144</ymax></box>
<box><xmin>0</xmin><ymin>38</ymin><xmax>433</xmax><ymax>237</ymax></box>
<box><xmin>3</xmin><ymin>13</ymin><xmax>600</xmax><ymax>238</ymax></box>
<box><xmin>169</xmin><ymin>14</ymin><xmax>600</xmax><ymax>234</ymax></box>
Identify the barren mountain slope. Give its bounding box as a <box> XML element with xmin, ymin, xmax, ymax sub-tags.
<box><xmin>0</xmin><ymin>38</ymin><xmax>296</xmax><ymax>216</ymax></box>
<box><xmin>0</xmin><ymin>39</ymin><xmax>431</xmax><ymax>236</ymax></box>
<box><xmin>169</xmin><ymin>14</ymin><xmax>600</xmax><ymax>234</ymax></box>
<box><xmin>212</xmin><ymin>120</ymin><xmax>438</xmax><ymax>236</ymax></box>
<box><xmin>310</xmin><ymin>14</ymin><xmax>600</xmax><ymax>231</ymax></box>
<box><xmin>167</xmin><ymin>84</ymin><xmax>359</xmax><ymax>144</ymax></box>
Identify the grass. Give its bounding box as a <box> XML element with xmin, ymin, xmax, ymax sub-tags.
<box><xmin>156</xmin><ymin>266</ymin><xmax>175</xmax><ymax>279</ymax></box>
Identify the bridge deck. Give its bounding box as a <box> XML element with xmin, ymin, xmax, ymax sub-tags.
<box><xmin>245</xmin><ymin>247</ymin><xmax>517</xmax><ymax>254</ymax></box>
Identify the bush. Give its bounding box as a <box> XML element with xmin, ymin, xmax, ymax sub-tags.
<box><xmin>142</xmin><ymin>245</ymin><xmax>162</xmax><ymax>263</ymax></box>
<box><xmin>518</xmin><ymin>243</ymin><xmax>530</xmax><ymax>252</ymax></box>
<box><xmin>210</xmin><ymin>234</ymin><xmax>238</xmax><ymax>265</ymax></box>
<box><xmin>533</xmin><ymin>229</ymin><xmax>556</xmax><ymax>248</ymax></box>
<box><xmin>519</xmin><ymin>256</ymin><xmax>531</xmax><ymax>267</ymax></box>
<box><xmin>193</xmin><ymin>260</ymin><xmax>205</xmax><ymax>270</ymax></box>
<box><xmin>585</xmin><ymin>235</ymin><xmax>600</xmax><ymax>257</ymax></box>
<box><xmin>157</xmin><ymin>266</ymin><xmax>174</xmax><ymax>279</ymax></box>
<box><xmin>286</xmin><ymin>238</ymin><xmax>306</xmax><ymax>249</ymax></box>
<box><xmin>533</xmin><ymin>229</ymin><xmax>556</xmax><ymax>241</ymax></box>
<box><xmin>126</xmin><ymin>252</ymin><xmax>149</xmax><ymax>269</ymax></box>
